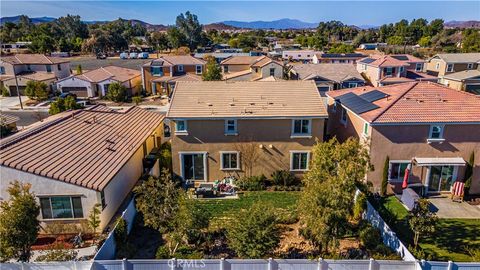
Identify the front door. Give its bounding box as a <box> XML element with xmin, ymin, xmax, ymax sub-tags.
<box><xmin>182</xmin><ymin>154</ymin><xmax>205</xmax><ymax>181</ymax></box>
<box><xmin>427</xmin><ymin>165</ymin><xmax>455</xmax><ymax>192</ymax></box>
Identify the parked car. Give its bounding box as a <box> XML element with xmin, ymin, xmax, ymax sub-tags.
<box><xmin>120</xmin><ymin>52</ymin><xmax>128</xmax><ymax>59</ymax></box>
<box><xmin>138</xmin><ymin>52</ymin><xmax>149</xmax><ymax>59</ymax></box>
<box><xmin>129</xmin><ymin>52</ymin><xmax>138</xmax><ymax>59</ymax></box>
<box><xmin>96</xmin><ymin>53</ymin><xmax>107</xmax><ymax>59</ymax></box>
<box><xmin>58</xmin><ymin>92</ymin><xmax>77</xmax><ymax>100</ymax></box>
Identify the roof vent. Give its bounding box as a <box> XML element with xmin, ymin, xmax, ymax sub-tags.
<box><xmin>229</xmin><ymin>103</ymin><xmax>235</xmax><ymax>106</ymax></box>
<box><xmin>249</xmin><ymin>102</ymin><xmax>255</xmax><ymax>106</ymax></box>
<box><xmin>105</xmin><ymin>139</ymin><xmax>115</xmax><ymax>144</ymax></box>
<box><xmin>207</xmin><ymin>103</ymin><xmax>213</xmax><ymax>107</ymax></box>
<box><xmin>268</xmin><ymin>102</ymin><xmax>274</xmax><ymax>105</ymax></box>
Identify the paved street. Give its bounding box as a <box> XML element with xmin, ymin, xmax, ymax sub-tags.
<box><xmin>0</xmin><ymin>109</ymin><xmax>50</xmax><ymax>127</ymax></box>
<box><xmin>0</xmin><ymin>96</ymin><xmax>29</xmax><ymax>108</ymax></box>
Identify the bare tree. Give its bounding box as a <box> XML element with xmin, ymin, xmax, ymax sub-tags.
<box><xmin>234</xmin><ymin>138</ymin><xmax>261</xmax><ymax>177</ymax></box>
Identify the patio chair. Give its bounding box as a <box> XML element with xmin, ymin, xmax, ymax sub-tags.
<box><xmin>450</xmin><ymin>181</ymin><xmax>465</xmax><ymax>203</ymax></box>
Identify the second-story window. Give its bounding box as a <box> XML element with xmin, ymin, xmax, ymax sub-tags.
<box><xmin>27</xmin><ymin>64</ymin><xmax>31</xmax><ymax>71</ymax></box>
<box><xmin>0</xmin><ymin>66</ymin><xmax>5</xmax><ymax>74</ymax></box>
<box><xmin>446</xmin><ymin>64</ymin><xmax>454</xmax><ymax>72</ymax></box>
<box><xmin>46</xmin><ymin>65</ymin><xmax>52</xmax><ymax>73</ymax></box>
<box><xmin>416</xmin><ymin>63</ymin><xmax>423</xmax><ymax>72</ymax></box>
<box><xmin>57</xmin><ymin>64</ymin><xmax>62</xmax><ymax>71</ymax></box>
<box><xmin>467</xmin><ymin>63</ymin><xmax>474</xmax><ymax>69</ymax></box>
<box><xmin>269</xmin><ymin>68</ymin><xmax>275</xmax><ymax>76</ymax></box>
<box><xmin>399</xmin><ymin>66</ymin><xmax>404</xmax><ymax>73</ymax></box>
<box><xmin>292</xmin><ymin>119</ymin><xmax>311</xmax><ymax>136</ymax></box>
<box><xmin>385</xmin><ymin>67</ymin><xmax>393</xmax><ymax>76</ymax></box>
<box><xmin>225</xmin><ymin>119</ymin><xmax>237</xmax><ymax>135</ymax></box>
<box><xmin>341</xmin><ymin>108</ymin><xmax>348</xmax><ymax>125</ymax></box>
<box><xmin>178</xmin><ymin>65</ymin><xmax>184</xmax><ymax>72</ymax></box>
<box><xmin>176</xmin><ymin>120</ymin><xmax>187</xmax><ymax>133</ymax></box>
<box><xmin>224</xmin><ymin>66</ymin><xmax>229</xmax><ymax>73</ymax></box>
<box><xmin>151</xmin><ymin>67</ymin><xmax>163</xmax><ymax>76</ymax></box>
<box><xmin>196</xmin><ymin>65</ymin><xmax>202</xmax><ymax>74</ymax></box>
<box><xmin>363</xmin><ymin>122</ymin><xmax>369</xmax><ymax>136</ymax></box>
<box><xmin>429</xmin><ymin>125</ymin><xmax>443</xmax><ymax>139</ymax></box>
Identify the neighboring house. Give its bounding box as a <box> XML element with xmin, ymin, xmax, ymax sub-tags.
<box><xmin>221</xmin><ymin>56</ymin><xmax>284</xmax><ymax>81</ymax></box>
<box><xmin>357</xmin><ymin>54</ymin><xmax>436</xmax><ymax>87</ymax></box>
<box><xmin>440</xmin><ymin>69</ymin><xmax>480</xmax><ymax>94</ymax></box>
<box><xmin>0</xmin><ymin>105</ymin><xmax>164</xmax><ymax>231</ymax></box>
<box><xmin>282</xmin><ymin>50</ymin><xmax>317</xmax><ymax>62</ymax></box>
<box><xmin>194</xmin><ymin>52</ymin><xmax>251</xmax><ymax>63</ymax></box>
<box><xmin>0</xmin><ymin>54</ymin><xmax>71</xmax><ymax>96</ymax></box>
<box><xmin>167</xmin><ymin>81</ymin><xmax>327</xmax><ymax>182</ymax></box>
<box><xmin>426</xmin><ymin>53</ymin><xmax>480</xmax><ymax>77</ymax></box>
<box><xmin>358</xmin><ymin>43</ymin><xmax>387</xmax><ymax>50</ymax></box>
<box><xmin>142</xmin><ymin>55</ymin><xmax>206</xmax><ymax>96</ymax></box>
<box><xmin>326</xmin><ymin>81</ymin><xmax>480</xmax><ymax>195</ymax></box>
<box><xmin>0</xmin><ymin>113</ymin><xmax>19</xmax><ymax>137</ymax></box>
<box><xmin>312</xmin><ymin>53</ymin><xmax>367</xmax><ymax>64</ymax></box>
<box><xmin>290</xmin><ymin>63</ymin><xmax>365</xmax><ymax>94</ymax></box>
<box><xmin>56</xmin><ymin>66</ymin><xmax>141</xmax><ymax>98</ymax></box>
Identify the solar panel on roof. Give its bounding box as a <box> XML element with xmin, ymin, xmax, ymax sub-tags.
<box><xmin>391</xmin><ymin>55</ymin><xmax>409</xmax><ymax>61</ymax></box>
<box><xmin>335</xmin><ymin>92</ymin><xmax>380</xmax><ymax>114</ymax></box>
<box><xmin>359</xmin><ymin>90</ymin><xmax>390</xmax><ymax>102</ymax></box>
<box><xmin>361</xmin><ymin>58</ymin><xmax>375</xmax><ymax>64</ymax></box>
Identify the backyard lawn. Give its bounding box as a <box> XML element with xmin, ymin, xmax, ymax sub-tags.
<box><xmin>370</xmin><ymin>195</ymin><xmax>480</xmax><ymax>262</ymax></box>
<box><xmin>197</xmin><ymin>191</ymin><xmax>300</xmax><ymax>228</ymax></box>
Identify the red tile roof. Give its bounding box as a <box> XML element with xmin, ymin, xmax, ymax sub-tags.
<box><xmin>327</xmin><ymin>81</ymin><xmax>480</xmax><ymax>124</ymax></box>
<box><xmin>0</xmin><ymin>105</ymin><xmax>164</xmax><ymax>191</ymax></box>
<box><xmin>1</xmin><ymin>54</ymin><xmax>69</xmax><ymax>65</ymax></box>
<box><xmin>359</xmin><ymin>55</ymin><xmax>410</xmax><ymax>67</ymax></box>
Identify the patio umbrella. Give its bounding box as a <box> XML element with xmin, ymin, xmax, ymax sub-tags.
<box><xmin>402</xmin><ymin>163</ymin><xmax>411</xmax><ymax>189</ymax></box>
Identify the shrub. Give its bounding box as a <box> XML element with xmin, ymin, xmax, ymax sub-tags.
<box><xmin>353</xmin><ymin>193</ymin><xmax>367</xmax><ymax>221</ymax></box>
<box><xmin>106</xmin><ymin>82</ymin><xmax>127</xmax><ymax>103</ymax></box>
<box><xmin>359</xmin><ymin>224</ymin><xmax>382</xmax><ymax>250</ymax></box>
<box><xmin>270</xmin><ymin>170</ymin><xmax>297</xmax><ymax>187</ymax></box>
<box><xmin>114</xmin><ymin>217</ymin><xmax>135</xmax><ymax>258</ymax></box>
<box><xmin>381</xmin><ymin>156</ymin><xmax>389</xmax><ymax>196</ymax></box>
<box><xmin>25</xmin><ymin>81</ymin><xmax>49</xmax><ymax>101</ymax></box>
<box><xmin>236</xmin><ymin>174</ymin><xmax>267</xmax><ymax>191</ymax></box>
<box><xmin>132</xmin><ymin>95</ymin><xmax>142</xmax><ymax>105</ymax></box>
<box><xmin>155</xmin><ymin>246</ymin><xmax>169</xmax><ymax>259</ymax></box>
<box><xmin>35</xmin><ymin>243</ymin><xmax>78</xmax><ymax>262</ymax></box>
<box><xmin>1</xmin><ymin>86</ymin><xmax>9</xmax><ymax>97</ymax></box>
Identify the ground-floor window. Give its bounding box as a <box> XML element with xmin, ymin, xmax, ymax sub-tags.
<box><xmin>428</xmin><ymin>165</ymin><xmax>456</xmax><ymax>192</ymax></box>
<box><xmin>220</xmin><ymin>151</ymin><xmax>239</xmax><ymax>170</ymax></box>
<box><xmin>181</xmin><ymin>153</ymin><xmax>206</xmax><ymax>181</ymax></box>
<box><xmin>389</xmin><ymin>161</ymin><xmax>409</xmax><ymax>182</ymax></box>
<box><xmin>290</xmin><ymin>151</ymin><xmax>310</xmax><ymax>171</ymax></box>
<box><xmin>39</xmin><ymin>196</ymin><xmax>84</xmax><ymax>219</ymax></box>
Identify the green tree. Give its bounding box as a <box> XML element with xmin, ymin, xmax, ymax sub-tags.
<box><xmin>0</xmin><ymin>181</ymin><xmax>40</xmax><ymax>262</ymax></box>
<box><xmin>176</xmin><ymin>11</ymin><xmax>203</xmax><ymax>51</ymax></box>
<box><xmin>202</xmin><ymin>56</ymin><xmax>222</xmax><ymax>81</ymax></box>
<box><xmin>328</xmin><ymin>43</ymin><xmax>355</xmax><ymax>53</ymax></box>
<box><xmin>76</xmin><ymin>64</ymin><xmax>83</xmax><ymax>75</ymax></box>
<box><xmin>418</xmin><ymin>36</ymin><xmax>431</xmax><ymax>47</ymax></box>
<box><xmin>49</xmin><ymin>98</ymin><xmax>65</xmax><ymax>115</ymax></box>
<box><xmin>134</xmin><ymin>169</ymin><xmax>179</xmax><ymax>231</ymax></box>
<box><xmin>167</xmin><ymin>27</ymin><xmax>187</xmax><ymax>49</ymax></box>
<box><xmin>132</xmin><ymin>95</ymin><xmax>142</xmax><ymax>105</ymax></box>
<box><xmin>464</xmin><ymin>152</ymin><xmax>475</xmax><ymax>195</ymax></box>
<box><xmin>461</xmin><ymin>29</ymin><xmax>480</xmax><ymax>53</ymax></box>
<box><xmin>298</xmin><ymin>137</ymin><xmax>371</xmax><ymax>254</ymax></box>
<box><xmin>387</xmin><ymin>35</ymin><xmax>404</xmax><ymax>45</ymax></box>
<box><xmin>381</xmin><ymin>156</ymin><xmax>389</xmax><ymax>197</ymax></box>
<box><xmin>88</xmin><ymin>203</ymin><xmax>101</xmax><ymax>235</ymax></box>
<box><xmin>24</xmin><ymin>81</ymin><xmax>49</xmax><ymax>101</ymax></box>
<box><xmin>106</xmin><ymin>82</ymin><xmax>127</xmax><ymax>103</ymax></box>
<box><xmin>227</xmin><ymin>203</ymin><xmax>279</xmax><ymax>258</ymax></box>
<box><xmin>408</xmin><ymin>199</ymin><xmax>437</xmax><ymax>248</ymax></box>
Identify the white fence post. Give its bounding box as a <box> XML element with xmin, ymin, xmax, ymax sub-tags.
<box><xmin>368</xmin><ymin>258</ymin><xmax>375</xmax><ymax>270</ymax></box>
<box><xmin>122</xmin><ymin>258</ymin><xmax>128</xmax><ymax>270</ymax></box>
<box><xmin>268</xmin><ymin>257</ymin><xmax>273</xmax><ymax>270</ymax></box>
<box><xmin>447</xmin><ymin>260</ymin><xmax>453</xmax><ymax>270</ymax></box>
<box><xmin>220</xmin><ymin>257</ymin><xmax>225</xmax><ymax>270</ymax></box>
<box><xmin>170</xmin><ymin>258</ymin><xmax>176</xmax><ymax>270</ymax></box>
<box><xmin>318</xmin><ymin>258</ymin><xmax>326</xmax><ymax>270</ymax></box>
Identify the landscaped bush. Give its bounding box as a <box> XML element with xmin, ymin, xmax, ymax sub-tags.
<box><xmin>270</xmin><ymin>170</ymin><xmax>298</xmax><ymax>187</ymax></box>
<box><xmin>114</xmin><ymin>217</ymin><xmax>136</xmax><ymax>258</ymax></box>
<box><xmin>1</xmin><ymin>86</ymin><xmax>10</xmax><ymax>97</ymax></box>
<box><xmin>353</xmin><ymin>193</ymin><xmax>367</xmax><ymax>221</ymax></box>
<box><xmin>35</xmin><ymin>242</ymin><xmax>78</xmax><ymax>262</ymax></box>
<box><xmin>236</xmin><ymin>174</ymin><xmax>267</xmax><ymax>191</ymax></box>
<box><xmin>359</xmin><ymin>224</ymin><xmax>382</xmax><ymax>250</ymax></box>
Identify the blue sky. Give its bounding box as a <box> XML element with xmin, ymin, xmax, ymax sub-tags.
<box><xmin>1</xmin><ymin>1</ymin><xmax>479</xmax><ymax>26</ymax></box>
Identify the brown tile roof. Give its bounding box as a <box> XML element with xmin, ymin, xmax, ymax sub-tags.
<box><xmin>18</xmin><ymin>71</ymin><xmax>57</xmax><ymax>81</ymax></box>
<box><xmin>0</xmin><ymin>113</ymin><xmax>20</xmax><ymax>125</ymax></box>
<box><xmin>167</xmin><ymin>81</ymin><xmax>327</xmax><ymax>119</ymax></box>
<box><xmin>326</xmin><ymin>81</ymin><xmax>480</xmax><ymax>124</ymax></box>
<box><xmin>223</xmin><ymin>69</ymin><xmax>252</xmax><ymax>80</ymax></box>
<box><xmin>1</xmin><ymin>54</ymin><xmax>69</xmax><ymax>65</ymax></box>
<box><xmin>0</xmin><ymin>105</ymin><xmax>164</xmax><ymax>191</ymax></box>
<box><xmin>250</xmin><ymin>56</ymin><xmax>284</xmax><ymax>68</ymax></box>
<box><xmin>221</xmin><ymin>56</ymin><xmax>262</xmax><ymax>65</ymax></box>
<box><xmin>359</xmin><ymin>55</ymin><xmax>410</xmax><ymax>67</ymax></box>
<box><xmin>292</xmin><ymin>64</ymin><xmax>365</xmax><ymax>83</ymax></box>
<box><xmin>144</xmin><ymin>55</ymin><xmax>205</xmax><ymax>67</ymax></box>
<box><xmin>72</xmin><ymin>66</ymin><xmax>140</xmax><ymax>83</ymax></box>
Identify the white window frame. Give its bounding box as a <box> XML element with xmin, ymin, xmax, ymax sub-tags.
<box><xmin>427</xmin><ymin>124</ymin><xmax>445</xmax><ymax>143</ymax></box>
<box><xmin>332</xmin><ymin>102</ymin><xmax>337</xmax><ymax>113</ymax></box>
<box><xmin>291</xmin><ymin>119</ymin><xmax>312</xmax><ymax>138</ymax></box>
<box><xmin>399</xmin><ymin>66</ymin><xmax>404</xmax><ymax>73</ymax></box>
<box><xmin>178</xmin><ymin>65</ymin><xmax>184</xmax><ymax>72</ymax></box>
<box><xmin>363</xmin><ymin>64</ymin><xmax>367</xmax><ymax>71</ymax></box>
<box><xmin>290</xmin><ymin>151</ymin><xmax>310</xmax><ymax>171</ymax></box>
<box><xmin>415</xmin><ymin>63</ymin><xmax>423</xmax><ymax>72</ymax></box>
<box><xmin>179</xmin><ymin>152</ymin><xmax>208</xmax><ymax>181</ymax></box>
<box><xmin>385</xmin><ymin>67</ymin><xmax>393</xmax><ymax>76</ymax></box>
<box><xmin>196</xmin><ymin>65</ymin><xmax>203</xmax><ymax>74</ymax></box>
<box><xmin>467</xmin><ymin>63</ymin><xmax>473</xmax><ymax>69</ymax></box>
<box><xmin>224</xmin><ymin>119</ymin><xmax>238</xmax><ymax>135</ymax></box>
<box><xmin>348</xmin><ymin>82</ymin><xmax>358</xmax><ymax>88</ymax></box>
<box><xmin>446</xmin><ymin>64</ymin><xmax>454</xmax><ymax>72</ymax></box>
<box><xmin>435</xmin><ymin>63</ymin><xmax>440</xmax><ymax>70</ymax></box>
<box><xmin>39</xmin><ymin>196</ymin><xmax>84</xmax><ymax>220</ymax></box>
<box><xmin>388</xmin><ymin>160</ymin><xmax>411</xmax><ymax>183</ymax></box>
<box><xmin>175</xmin><ymin>119</ymin><xmax>188</xmax><ymax>135</ymax></box>
<box><xmin>152</xmin><ymin>66</ymin><xmax>163</xmax><ymax>76</ymax></box>
<box><xmin>341</xmin><ymin>107</ymin><xmax>348</xmax><ymax>125</ymax></box>
<box><xmin>0</xmin><ymin>66</ymin><xmax>5</xmax><ymax>74</ymax></box>
<box><xmin>220</xmin><ymin>151</ymin><xmax>240</xmax><ymax>170</ymax></box>
<box><xmin>363</xmin><ymin>122</ymin><xmax>369</xmax><ymax>136</ymax></box>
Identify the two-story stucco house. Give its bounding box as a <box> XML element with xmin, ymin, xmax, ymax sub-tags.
<box><xmin>282</xmin><ymin>50</ymin><xmax>317</xmax><ymax>62</ymax></box>
<box><xmin>141</xmin><ymin>55</ymin><xmax>206</xmax><ymax>96</ymax></box>
<box><xmin>312</xmin><ymin>53</ymin><xmax>367</xmax><ymax>64</ymax></box>
<box><xmin>0</xmin><ymin>105</ymin><xmax>164</xmax><ymax>231</ymax></box>
<box><xmin>221</xmin><ymin>56</ymin><xmax>284</xmax><ymax>81</ymax></box>
<box><xmin>167</xmin><ymin>81</ymin><xmax>328</xmax><ymax>182</ymax></box>
<box><xmin>0</xmin><ymin>54</ymin><xmax>71</xmax><ymax>96</ymax></box>
<box><xmin>426</xmin><ymin>53</ymin><xmax>480</xmax><ymax>77</ymax></box>
<box><xmin>289</xmin><ymin>63</ymin><xmax>365</xmax><ymax>94</ymax></box>
<box><xmin>357</xmin><ymin>54</ymin><xmax>437</xmax><ymax>87</ymax></box>
<box><xmin>326</xmin><ymin>81</ymin><xmax>480</xmax><ymax>195</ymax></box>
<box><xmin>56</xmin><ymin>66</ymin><xmax>141</xmax><ymax>98</ymax></box>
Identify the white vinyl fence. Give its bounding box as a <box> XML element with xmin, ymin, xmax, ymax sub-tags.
<box><xmin>94</xmin><ymin>198</ymin><xmax>137</xmax><ymax>260</ymax></box>
<box><xmin>364</xmin><ymin>199</ymin><xmax>417</xmax><ymax>261</ymax></box>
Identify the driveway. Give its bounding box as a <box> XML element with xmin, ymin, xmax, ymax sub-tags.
<box><xmin>429</xmin><ymin>196</ymin><xmax>480</xmax><ymax>218</ymax></box>
<box><xmin>0</xmin><ymin>96</ymin><xmax>29</xmax><ymax>109</ymax></box>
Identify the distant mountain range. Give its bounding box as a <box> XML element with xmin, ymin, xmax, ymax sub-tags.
<box><xmin>1</xmin><ymin>15</ymin><xmax>479</xmax><ymax>30</ymax></box>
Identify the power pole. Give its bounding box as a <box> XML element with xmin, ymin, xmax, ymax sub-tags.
<box><xmin>14</xmin><ymin>73</ymin><xmax>23</xmax><ymax>110</ymax></box>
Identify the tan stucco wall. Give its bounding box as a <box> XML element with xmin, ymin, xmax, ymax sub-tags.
<box><xmin>426</xmin><ymin>58</ymin><xmax>446</xmax><ymax>76</ymax></box>
<box><xmin>222</xmin><ymin>64</ymin><xmax>251</xmax><ymax>73</ymax></box>
<box><xmin>440</xmin><ymin>78</ymin><xmax>464</xmax><ymax>91</ymax></box>
<box><xmin>357</xmin><ymin>64</ymin><xmax>381</xmax><ymax>86</ymax></box>
<box><xmin>170</xmin><ymin>118</ymin><xmax>325</xmax><ymax>181</ymax></box>
<box><xmin>259</xmin><ymin>62</ymin><xmax>283</xmax><ymax>79</ymax></box>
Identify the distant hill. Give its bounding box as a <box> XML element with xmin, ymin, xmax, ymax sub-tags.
<box><xmin>444</xmin><ymin>20</ymin><xmax>480</xmax><ymax>29</ymax></box>
<box><xmin>0</xmin><ymin>15</ymin><xmax>56</xmax><ymax>24</ymax></box>
<box><xmin>221</xmin><ymin>18</ymin><xmax>318</xmax><ymax>29</ymax></box>
<box><xmin>203</xmin><ymin>23</ymin><xmax>240</xmax><ymax>31</ymax></box>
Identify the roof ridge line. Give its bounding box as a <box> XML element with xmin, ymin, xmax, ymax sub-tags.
<box><xmin>370</xmin><ymin>82</ymin><xmax>418</xmax><ymax>123</ymax></box>
<box><xmin>44</xmin><ymin>54</ymin><xmax>53</xmax><ymax>64</ymax></box>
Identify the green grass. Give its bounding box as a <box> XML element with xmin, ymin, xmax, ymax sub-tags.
<box><xmin>370</xmin><ymin>195</ymin><xmax>480</xmax><ymax>262</ymax></box>
<box><xmin>196</xmin><ymin>191</ymin><xmax>300</xmax><ymax>228</ymax></box>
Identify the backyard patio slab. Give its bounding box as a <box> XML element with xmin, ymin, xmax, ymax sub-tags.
<box><xmin>429</xmin><ymin>196</ymin><xmax>480</xmax><ymax>218</ymax></box>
